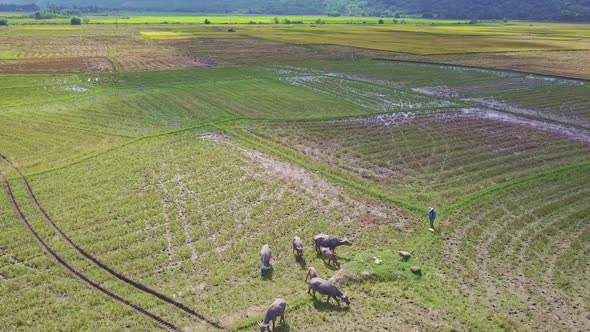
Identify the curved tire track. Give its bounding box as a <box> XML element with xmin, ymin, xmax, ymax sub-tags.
<box><xmin>0</xmin><ymin>154</ymin><xmax>225</xmax><ymax>330</ymax></box>
<box><xmin>1</xmin><ymin>173</ymin><xmax>179</xmax><ymax>331</ymax></box>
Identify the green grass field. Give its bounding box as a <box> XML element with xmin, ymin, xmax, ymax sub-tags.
<box><xmin>0</xmin><ymin>16</ymin><xmax>589</xmax><ymax>332</ymax></box>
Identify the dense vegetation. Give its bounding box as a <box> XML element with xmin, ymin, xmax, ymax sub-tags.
<box><xmin>3</xmin><ymin>0</ymin><xmax>590</xmax><ymax>21</ymax></box>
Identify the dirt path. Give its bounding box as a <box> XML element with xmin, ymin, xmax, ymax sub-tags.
<box><xmin>0</xmin><ymin>154</ymin><xmax>226</xmax><ymax>331</ymax></box>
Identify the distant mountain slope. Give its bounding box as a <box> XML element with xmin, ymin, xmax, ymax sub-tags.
<box><xmin>4</xmin><ymin>0</ymin><xmax>590</xmax><ymax>21</ymax></box>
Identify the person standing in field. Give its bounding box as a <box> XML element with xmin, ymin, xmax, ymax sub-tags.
<box><xmin>429</xmin><ymin>207</ymin><xmax>437</xmax><ymax>231</ymax></box>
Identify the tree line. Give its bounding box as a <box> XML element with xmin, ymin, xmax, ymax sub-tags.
<box><xmin>2</xmin><ymin>0</ymin><xmax>590</xmax><ymax>22</ymax></box>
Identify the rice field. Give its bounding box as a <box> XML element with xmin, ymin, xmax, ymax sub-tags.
<box><xmin>0</xmin><ymin>17</ymin><xmax>589</xmax><ymax>332</ymax></box>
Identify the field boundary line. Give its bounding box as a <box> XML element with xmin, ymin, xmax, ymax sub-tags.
<box><xmin>0</xmin><ymin>115</ymin><xmax>135</xmax><ymax>139</ymax></box>
<box><xmin>0</xmin><ymin>172</ymin><xmax>179</xmax><ymax>332</ymax></box>
<box><xmin>8</xmin><ymin>119</ymin><xmax>238</xmax><ymax>180</ymax></box>
<box><xmin>0</xmin><ymin>154</ymin><xmax>227</xmax><ymax>330</ymax></box>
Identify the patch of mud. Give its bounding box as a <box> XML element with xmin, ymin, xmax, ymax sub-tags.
<box><xmin>524</xmin><ymin>74</ymin><xmax>584</xmax><ymax>86</ymax></box>
<box><xmin>412</xmin><ymin>86</ymin><xmax>459</xmax><ymax>98</ymax></box>
<box><xmin>329</xmin><ymin>268</ymin><xmax>366</xmax><ymax>285</ymax></box>
<box><xmin>441</xmin><ymin>65</ymin><xmax>521</xmax><ymax>78</ymax></box>
<box><xmin>64</xmin><ymin>85</ymin><xmax>89</xmax><ymax>93</ymax></box>
<box><xmin>195</xmin><ymin>57</ymin><xmax>218</xmax><ymax>67</ymax></box>
<box><xmin>200</xmin><ymin>133</ymin><xmax>230</xmax><ymax>142</ymax></box>
<box><xmin>452</xmin><ymin>108</ymin><xmax>590</xmax><ymax>143</ymax></box>
<box><xmin>324</xmin><ymin>72</ymin><xmax>401</xmax><ymax>88</ymax></box>
<box><xmin>326</xmin><ymin>112</ymin><xmax>417</xmax><ymax>127</ymax></box>
<box><xmin>464</xmin><ymin>98</ymin><xmax>590</xmax><ymax>129</ymax></box>
<box><xmin>284</xmin><ymin>75</ymin><xmax>326</xmax><ymax>85</ymax></box>
<box><xmin>220</xmin><ymin>305</ymin><xmax>267</xmax><ymax>325</ymax></box>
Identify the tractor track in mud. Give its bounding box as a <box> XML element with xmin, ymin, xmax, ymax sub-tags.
<box><xmin>1</xmin><ymin>172</ymin><xmax>179</xmax><ymax>331</ymax></box>
<box><xmin>0</xmin><ymin>154</ymin><xmax>226</xmax><ymax>331</ymax></box>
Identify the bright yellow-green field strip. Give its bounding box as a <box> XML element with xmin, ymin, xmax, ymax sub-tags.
<box><xmin>0</xmin><ymin>51</ymin><xmax>19</xmax><ymax>59</ymax></box>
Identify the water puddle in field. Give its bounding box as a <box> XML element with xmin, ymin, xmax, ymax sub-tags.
<box><xmin>524</xmin><ymin>75</ymin><xmax>584</xmax><ymax>86</ymax></box>
<box><xmin>440</xmin><ymin>65</ymin><xmax>521</xmax><ymax>78</ymax></box>
<box><xmin>324</xmin><ymin>72</ymin><xmax>402</xmax><ymax>88</ymax></box>
<box><xmin>318</xmin><ymin>108</ymin><xmax>590</xmax><ymax>143</ymax></box>
<box><xmin>464</xmin><ymin>98</ymin><xmax>590</xmax><ymax>129</ymax></box>
<box><xmin>324</xmin><ymin>111</ymin><xmax>417</xmax><ymax>127</ymax></box>
<box><xmin>412</xmin><ymin>86</ymin><xmax>459</xmax><ymax>98</ymax></box>
<box><xmin>456</xmin><ymin>108</ymin><xmax>590</xmax><ymax>143</ymax></box>
<box><xmin>264</xmin><ymin>66</ymin><xmax>455</xmax><ymax>111</ymax></box>
<box><xmin>65</xmin><ymin>85</ymin><xmax>89</xmax><ymax>93</ymax></box>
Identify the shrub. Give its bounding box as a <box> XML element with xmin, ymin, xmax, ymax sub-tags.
<box><xmin>273</xmin><ymin>17</ymin><xmax>279</xmax><ymax>24</ymax></box>
<box><xmin>71</xmin><ymin>17</ymin><xmax>81</xmax><ymax>25</ymax></box>
<box><xmin>0</xmin><ymin>19</ymin><xmax>7</xmax><ymax>26</ymax></box>
<box><xmin>281</xmin><ymin>18</ymin><xmax>305</xmax><ymax>24</ymax></box>
<box><xmin>378</xmin><ymin>19</ymin><xmax>384</xmax><ymax>24</ymax></box>
<box><xmin>204</xmin><ymin>18</ymin><xmax>211</xmax><ymax>25</ymax></box>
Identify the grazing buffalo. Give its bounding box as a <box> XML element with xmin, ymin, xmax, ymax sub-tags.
<box><xmin>320</xmin><ymin>247</ymin><xmax>340</xmax><ymax>268</ymax></box>
<box><xmin>260</xmin><ymin>244</ymin><xmax>272</xmax><ymax>275</ymax></box>
<box><xmin>305</xmin><ymin>266</ymin><xmax>318</xmax><ymax>285</ymax></box>
<box><xmin>292</xmin><ymin>236</ymin><xmax>304</xmax><ymax>259</ymax></box>
<box><xmin>309</xmin><ymin>277</ymin><xmax>350</xmax><ymax>306</ymax></box>
<box><xmin>313</xmin><ymin>234</ymin><xmax>352</xmax><ymax>253</ymax></box>
<box><xmin>259</xmin><ymin>298</ymin><xmax>287</xmax><ymax>332</ymax></box>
